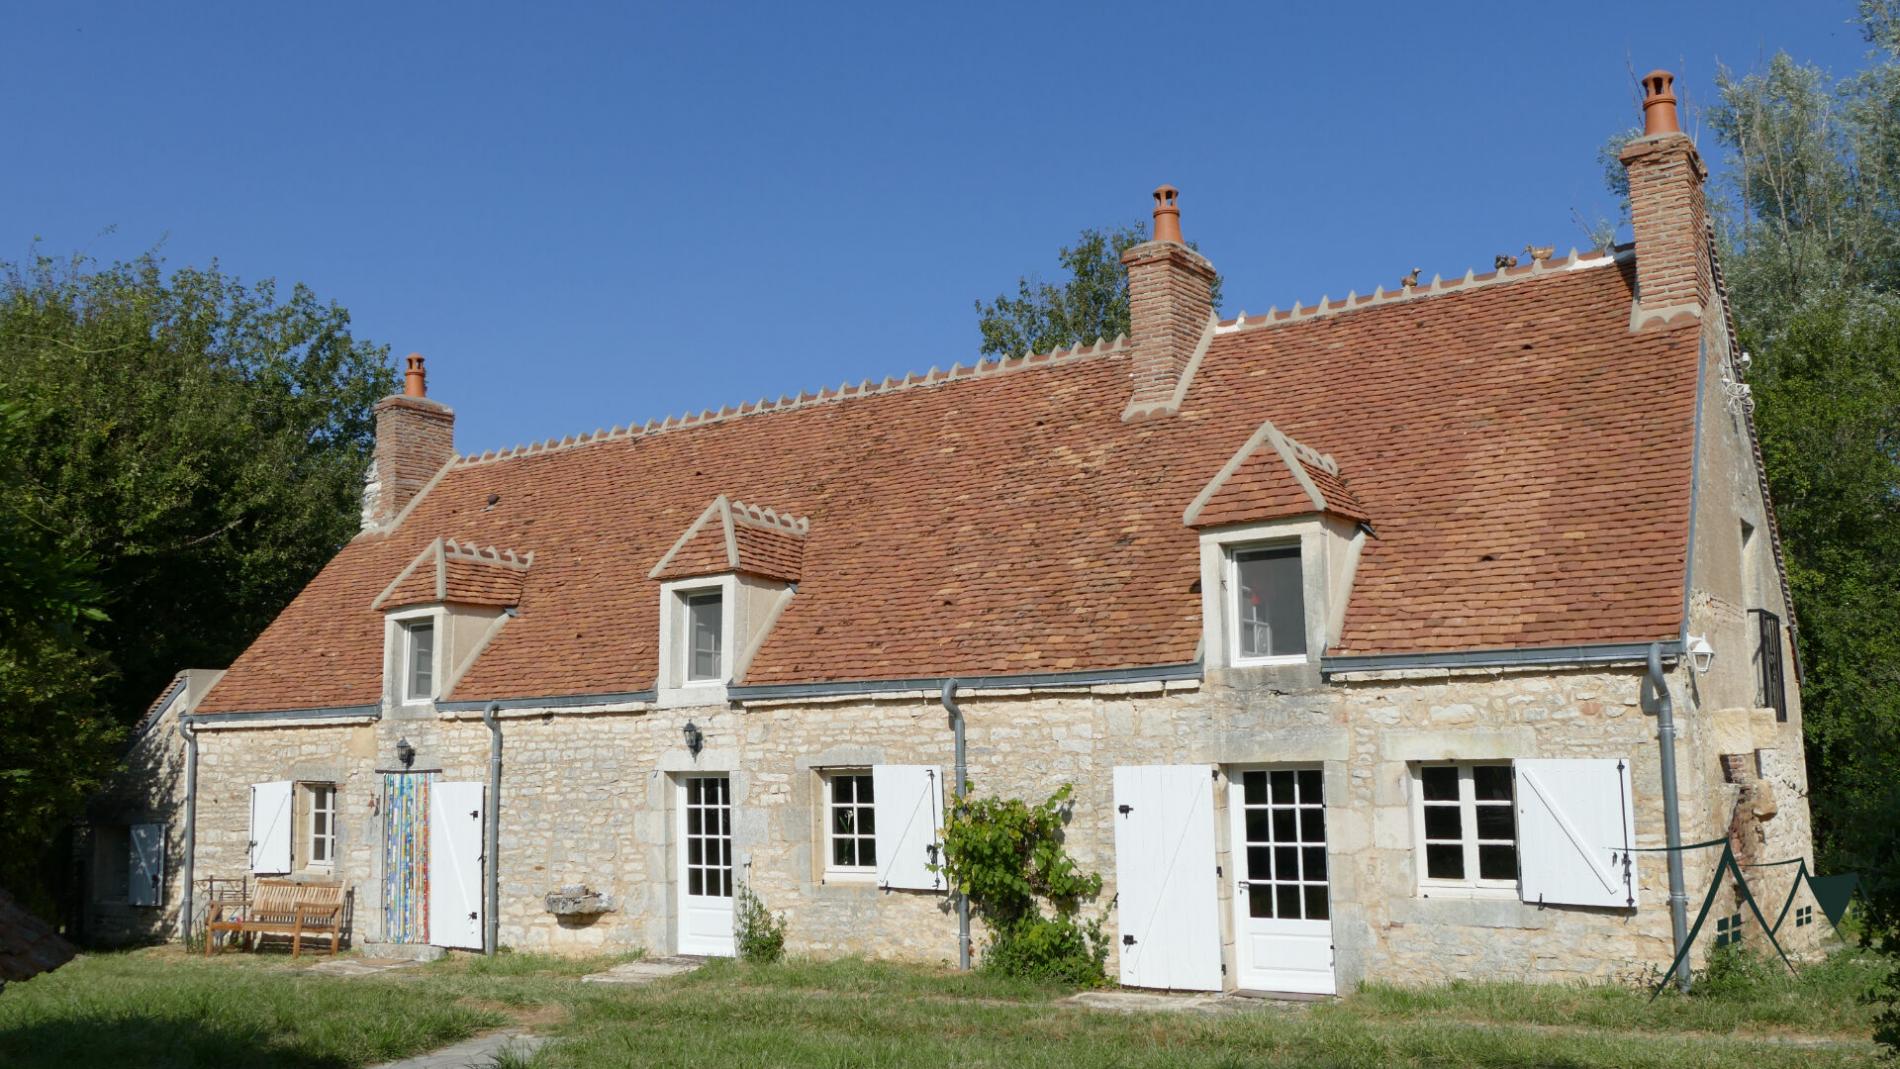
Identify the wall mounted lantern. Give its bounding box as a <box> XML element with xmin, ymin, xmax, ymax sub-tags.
<box><xmin>682</xmin><ymin>721</ymin><xmax>704</xmax><ymax>757</ymax></box>
<box><xmin>1687</xmin><ymin>635</ymin><xmax>1716</xmax><ymax>675</ymax></box>
<box><xmin>396</xmin><ymin>737</ymin><xmax>417</xmax><ymax>768</ymax></box>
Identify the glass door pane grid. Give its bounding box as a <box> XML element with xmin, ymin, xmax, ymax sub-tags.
<box><xmin>684</xmin><ymin>776</ymin><xmax>732</xmax><ymax>898</ymax></box>
<box><xmin>1241</xmin><ymin>769</ymin><xmax>1329</xmax><ymax>921</ymax></box>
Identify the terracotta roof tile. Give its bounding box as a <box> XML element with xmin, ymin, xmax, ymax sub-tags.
<box><xmin>200</xmin><ymin>258</ymin><xmax>1697</xmax><ymax>712</ymax></box>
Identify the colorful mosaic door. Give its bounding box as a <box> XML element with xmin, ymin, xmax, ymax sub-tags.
<box><xmin>382</xmin><ymin>773</ymin><xmax>432</xmax><ymax>944</ymax></box>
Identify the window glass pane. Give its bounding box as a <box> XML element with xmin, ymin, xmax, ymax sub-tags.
<box><xmin>833</xmin><ymin>837</ymin><xmax>854</xmax><ymax>868</ymax></box>
<box><xmin>407</xmin><ymin>622</ymin><xmax>434</xmax><ymax>699</ymax></box>
<box><xmin>1304</xmin><ymin>884</ymin><xmax>1330</xmax><ymax>920</ymax></box>
<box><xmin>1479</xmin><ymin>844</ymin><xmax>1519</xmax><ymax>882</ymax></box>
<box><xmin>1271</xmin><ymin>808</ymin><xmax>1296</xmax><ymax>842</ymax></box>
<box><xmin>1275</xmin><ymin>846</ymin><xmax>1299</xmax><ymax>880</ymax></box>
<box><xmin>833</xmin><ymin>807</ymin><xmax>855</xmax><ymax>835</ymax></box>
<box><xmin>1276</xmin><ymin>883</ymin><xmax>1302</xmax><ymax>919</ymax></box>
<box><xmin>1243</xmin><ymin>771</ymin><xmax>1267</xmax><ymax>806</ymax></box>
<box><xmin>1303</xmin><ymin>846</ymin><xmax>1327</xmax><ymax>882</ymax></box>
<box><xmin>687</xmin><ymin>592</ymin><xmax>723</xmax><ymax>681</ymax></box>
<box><xmin>1269</xmin><ymin>770</ymin><xmax>1295</xmax><ymax>805</ymax></box>
<box><xmin>1297</xmin><ymin>769</ymin><xmax>1323</xmax><ymax>804</ymax></box>
<box><xmin>856</xmin><ymin>775</ymin><xmax>873</xmax><ymax>803</ymax></box>
<box><xmin>1423</xmin><ymin>805</ymin><xmax>1462</xmax><ymax>840</ymax></box>
<box><xmin>1420</xmin><ymin>765</ymin><xmax>1459</xmax><ymax>802</ymax></box>
<box><xmin>1234</xmin><ymin>547</ymin><xmax>1306</xmax><ymax>658</ymax></box>
<box><xmin>688</xmin><ymin>869</ymin><xmax>702</xmax><ymax>896</ymax></box>
<box><xmin>1246</xmin><ymin>809</ymin><xmax>1270</xmax><ymax>844</ymax></box>
<box><xmin>1426</xmin><ymin>843</ymin><xmax>1465</xmax><ymax>880</ymax></box>
<box><xmin>1473</xmin><ymin>765</ymin><xmax>1514</xmax><ymax>802</ymax></box>
<box><xmin>1248</xmin><ymin>884</ymin><xmax>1273</xmax><ymax>919</ymax></box>
<box><xmin>1299</xmin><ymin>808</ymin><xmax>1324</xmax><ymax>843</ymax></box>
<box><xmin>859</xmin><ymin>806</ymin><xmax>875</xmax><ymax>834</ymax></box>
<box><xmin>1475</xmin><ymin>804</ymin><xmax>1516</xmax><ymax>842</ymax></box>
<box><xmin>1247</xmin><ymin>845</ymin><xmax>1270</xmax><ymax>879</ymax></box>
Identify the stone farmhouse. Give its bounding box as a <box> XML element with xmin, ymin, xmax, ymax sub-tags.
<box><xmin>82</xmin><ymin>71</ymin><xmax>1817</xmax><ymax>993</ymax></box>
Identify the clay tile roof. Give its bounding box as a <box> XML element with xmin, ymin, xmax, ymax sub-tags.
<box><xmin>199</xmin><ymin>256</ymin><xmax>1699</xmax><ymax>713</ymax></box>
<box><xmin>373</xmin><ymin>537</ymin><xmax>531</xmax><ymax>612</ymax></box>
<box><xmin>651</xmin><ymin>496</ymin><xmax>808</xmax><ymax>583</ymax></box>
<box><xmin>1185</xmin><ymin>420</ymin><xmax>1369</xmax><ymax>527</ymax></box>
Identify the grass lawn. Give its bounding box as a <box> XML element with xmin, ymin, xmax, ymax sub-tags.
<box><xmin>0</xmin><ymin>946</ymin><xmax>1887</xmax><ymax>1068</ymax></box>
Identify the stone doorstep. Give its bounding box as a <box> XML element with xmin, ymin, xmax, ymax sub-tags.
<box><xmin>359</xmin><ymin>942</ymin><xmax>448</xmax><ymax>962</ymax></box>
<box><xmin>580</xmin><ymin>954</ymin><xmax>708</xmax><ymax>985</ymax></box>
<box><xmin>1067</xmin><ymin>988</ymin><xmax>1319</xmax><ymax>1015</ymax></box>
<box><xmin>304</xmin><ymin>956</ymin><xmax>420</xmax><ymax>978</ymax></box>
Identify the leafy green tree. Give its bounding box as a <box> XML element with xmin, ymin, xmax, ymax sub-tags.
<box><xmin>0</xmin><ymin>251</ymin><xmax>394</xmax><ymax>903</ymax></box>
<box><xmin>975</xmin><ymin>223</ymin><xmax>1223</xmax><ymax>358</ymax></box>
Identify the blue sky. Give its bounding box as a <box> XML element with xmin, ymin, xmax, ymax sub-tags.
<box><xmin>2</xmin><ymin>2</ymin><xmax>1876</xmax><ymax>453</ymax></box>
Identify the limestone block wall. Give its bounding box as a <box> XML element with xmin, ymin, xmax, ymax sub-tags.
<box><xmin>176</xmin><ymin>656</ymin><xmax>1802</xmax><ymax>988</ymax></box>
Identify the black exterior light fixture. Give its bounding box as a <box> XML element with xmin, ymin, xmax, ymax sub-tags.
<box><xmin>396</xmin><ymin>737</ymin><xmax>417</xmax><ymax>769</ymax></box>
<box><xmin>682</xmin><ymin>721</ymin><xmax>704</xmax><ymax>757</ymax></box>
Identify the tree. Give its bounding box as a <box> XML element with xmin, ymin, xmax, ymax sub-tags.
<box><xmin>0</xmin><ymin>251</ymin><xmax>394</xmax><ymax>904</ymax></box>
<box><xmin>974</xmin><ymin>223</ymin><xmax>1223</xmax><ymax>358</ymax></box>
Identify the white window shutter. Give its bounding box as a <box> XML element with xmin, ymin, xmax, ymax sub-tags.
<box><xmin>429</xmin><ymin>781</ymin><xmax>486</xmax><ymax>950</ymax></box>
<box><xmin>872</xmin><ymin>764</ymin><xmax>944</xmax><ymax>892</ymax></box>
<box><xmin>128</xmin><ymin>823</ymin><xmax>164</xmax><ymax>907</ymax></box>
<box><xmin>249</xmin><ymin>781</ymin><xmax>294</xmax><ymax>874</ymax></box>
<box><xmin>1112</xmin><ymin>765</ymin><xmax>1223</xmax><ymax>991</ymax></box>
<box><xmin>1514</xmin><ymin>758</ymin><xmax>1638</xmax><ymax>909</ymax></box>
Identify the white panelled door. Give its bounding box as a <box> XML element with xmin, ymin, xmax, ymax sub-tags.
<box><xmin>249</xmin><ymin>781</ymin><xmax>293</xmax><ymax>874</ymax></box>
<box><xmin>128</xmin><ymin>823</ymin><xmax>165</xmax><ymax>907</ymax></box>
<box><xmin>429</xmin><ymin>781</ymin><xmax>486</xmax><ymax>950</ymax></box>
<box><xmin>1111</xmin><ymin>765</ymin><xmax>1223</xmax><ymax>991</ymax></box>
<box><xmin>678</xmin><ymin>774</ymin><xmax>735</xmax><ymax>956</ymax></box>
<box><xmin>1229</xmin><ymin>768</ymin><xmax>1336</xmax><ymax>994</ymax></box>
<box><xmin>872</xmin><ymin>764</ymin><xmax>944</xmax><ymax>891</ymax></box>
<box><xmin>1514</xmin><ymin>758</ymin><xmax>1638</xmax><ymax>909</ymax></box>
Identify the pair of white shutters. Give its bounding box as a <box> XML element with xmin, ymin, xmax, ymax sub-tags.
<box><xmin>249</xmin><ymin>779</ymin><xmax>486</xmax><ymax>950</ymax></box>
<box><xmin>871</xmin><ymin>764</ymin><xmax>945</xmax><ymax>892</ymax></box>
<box><xmin>1513</xmin><ymin>758</ymin><xmax>1639</xmax><ymax>910</ymax></box>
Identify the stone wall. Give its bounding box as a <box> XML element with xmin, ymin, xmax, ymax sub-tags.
<box><xmin>175</xmin><ymin>656</ymin><xmax>1806</xmax><ymax>987</ymax></box>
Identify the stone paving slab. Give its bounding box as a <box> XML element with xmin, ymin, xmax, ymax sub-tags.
<box><xmin>580</xmin><ymin>953</ymin><xmax>706</xmax><ymax>985</ymax></box>
<box><xmin>305</xmin><ymin>956</ymin><xmax>421</xmax><ymax>978</ymax></box>
<box><xmin>1066</xmin><ymin>989</ymin><xmax>1308</xmax><ymax>1015</ymax></box>
<box><xmin>369</xmin><ymin>1029</ymin><xmax>544</xmax><ymax>1069</ymax></box>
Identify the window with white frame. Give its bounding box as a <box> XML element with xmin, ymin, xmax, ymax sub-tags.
<box><xmin>683</xmin><ymin>590</ymin><xmax>724</xmax><ymax>683</ymax></box>
<box><xmin>824</xmin><ymin>771</ymin><xmax>877</xmax><ymax>875</ymax></box>
<box><xmin>1414</xmin><ymin>763</ymin><xmax>1519</xmax><ymax>891</ymax></box>
<box><xmin>305</xmin><ymin>783</ymin><xmax>337</xmax><ymax>871</ymax></box>
<box><xmin>1228</xmin><ymin>544</ymin><xmax>1307</xmax><ymax>662</ymax></box>
<box><xmin>402</xmin><ymin>618</ymin><xmax>436</xmax><ymax>702</ymax></box>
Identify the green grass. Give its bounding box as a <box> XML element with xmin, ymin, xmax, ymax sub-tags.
<box><xmin>0</xmin><ymin>946</ymin><xmax>1886</xmax><ymax>1069</ymax></box>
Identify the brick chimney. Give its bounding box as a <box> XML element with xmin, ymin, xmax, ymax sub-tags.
<box><xmin>362</xmin><ymin>353</ymin><xmax>455</xmax><ymax>531</ymax></box>
<box><xmin>1121</xmin><ymin>185</ymin><xmax>1217</xmax><ymax>418</ymax></box>
<box><xmin>1619</xmin><ymin>70</ymin><xmax>1712</xmax><ymax>328</ymax></box>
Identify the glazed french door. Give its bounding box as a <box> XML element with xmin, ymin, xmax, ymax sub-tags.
<box><xmin>677</xmin><ymin>774</ymin><xmax>735</xmax><ymax>955</ymax></box>
<box><xmin>1228</xmin><ymin>767</ymin><xmax>1336</xmax><ymax>994</ymax></box>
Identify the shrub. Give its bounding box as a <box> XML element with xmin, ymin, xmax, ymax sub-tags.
<box><xmin>936</xmin><ymin>784</ymin><xmax>1109</xmax><ymax>986</ymax></box>
<box><xmin>1694</xmin><ymin>941</ymin><xmax>1781</xmax><ymax>999</ymax></box>
<box><xmin>734</xmin><ymin>880</ymin><xmax>786</xmax><ymax>964</ymax></box>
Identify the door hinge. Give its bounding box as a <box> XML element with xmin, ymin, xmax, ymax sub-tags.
<box><xmin>1221</xmin><ymin>963</ymin><xmax>1228</xmax><ymax>975</ymax></box>
<box><xmin>1117</xmin><ymin>804</ymin><xmax>1133</xmax><ymax>816</ymax></box>
<box><xmin>1122</xmin><ymin>934</ymin><xmax>1137</xmax><ymax>946</ymax></box>
<box><xmin>469</xmin><ymin>911</ymin><xmax>478</xmax><ymax>921</ymax></box>
<box><xmin>1215</xmin><ymin>865</ymin><xmax>1222</xmax><ymax>877</ymax></box>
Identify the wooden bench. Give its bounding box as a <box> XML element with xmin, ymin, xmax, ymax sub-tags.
<box><xmin>205</xmin><ymin>879</ymin><xmax>345</xmax><ymax>957</ymax></box>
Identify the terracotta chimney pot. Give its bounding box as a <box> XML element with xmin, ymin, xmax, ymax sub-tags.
<box><xmin>403</xmin><ymin>353</ymin><xmax>428</xmax><ymax>398</ymax></box>
<box><xmin>1152</xmin><ymin>184</ymin><xmax>1183</xmax><ymax>245</ymax></box>
<box><xmin>1640</xmin><ymin>70</ymin><xmax>1680</xmax><ymax>136</ymax></box>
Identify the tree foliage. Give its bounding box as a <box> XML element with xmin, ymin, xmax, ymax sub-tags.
<box><xmin>0</xmin><ymin>251</ymin><xmax>393</xmax><ymax>902</ymax></box>
<box><xmin>974</xmin><ymin>223</ymin><xmax>1223</xmax><ymax>359</ymax></box>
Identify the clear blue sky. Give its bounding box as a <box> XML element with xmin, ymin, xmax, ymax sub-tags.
<box><xmin>2</xmin><ymin>2</ymin><xmax>1876</xmax><ymax>453</ymax></box>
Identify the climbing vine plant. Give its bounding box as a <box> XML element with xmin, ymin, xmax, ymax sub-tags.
<box><xmin>935</xmin><ymin>784</ymin><xmax>1109</xmax><ymax>985</ymax></box>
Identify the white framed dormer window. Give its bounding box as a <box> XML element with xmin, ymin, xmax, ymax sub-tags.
<box><xmin>823</xmin><ymin>770</ymin><xmax>877</xmax><ymax>878</ymax></box>
<box><xmin>305</xmin><ymin>783</ymin><xmax>337</xmax><ymax>873</ymax></box>
<box><xmin>657</xmin><ymin>576</ymin><xmax>739</xmax><ymax>705</ymax></box>
<box><xmin>1412</xmin><ymin>762</ymin><xmax>1519</xmax><ymax>895</ymax></box>
<box><xmin>1227</xmin><ymin>543</ymin><xmax>1308</xmax><ymax>665</ymax></box>
<box><xmin>384</xmin><ymin>607</ymin><xmax>445</xmax><ymax>706</ymax></box>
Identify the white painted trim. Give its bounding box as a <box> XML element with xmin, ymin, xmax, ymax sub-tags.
<box><xmin>1409</xmin><ymin>762</ymin><xmax>1520</xmax><ymax>897</ymax></box>
<box><xmin>385</xmin><ymin>606</ymin><xmax>446</xmax><ymax>707</ymax></box>
<box><xmin>657</xmin><ymin>575</ymin><xmax>737</xmax><ymax>706</ymax></box>
<box><xmin>649</xmin><ymin>496</ymin><xmax>735</xmax><ymax>579</ymax></box>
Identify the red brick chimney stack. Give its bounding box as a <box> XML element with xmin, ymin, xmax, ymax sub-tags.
<box><xmin>364</xmin><ymin>353</ymin><xmax>455</xmax><ymax>531</ymax></box>
<box><xmin>1121</xmin><ymin>184</ymin><xmax>1217</xmax><ymax>417</ymax></box>
<box><xmin>1619</xmin><ymin>70</ymin><xmax>1711</xmax><ymax>327</ymax></box>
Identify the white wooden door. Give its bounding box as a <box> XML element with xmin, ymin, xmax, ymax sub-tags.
<box><xmin>1111</xmin><ymin>765</ymin><xmax>1223</xmax><ymax>991</ymax></box>
<box><xmin>429</xmin><ymin>781</ymin><xmax>485</xmax><ymax>950</ymax></box>
<box><xmin>1229</xmin><ymin>767</ymin><xmax>1335</xmax><ymax>994</ymax></box>
<box><xmin>678</xmin><ymin>774</ymin><xmax>735</xmax><ymax>956</ymax></box>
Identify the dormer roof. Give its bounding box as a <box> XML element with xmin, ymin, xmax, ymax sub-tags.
<box><xmin>649</xmin><ymin>496</ymin><xmax>808</xmax><ymax>583</ymax></box>
<box><xmin>1184</xmin><ymin>420</ymin><xmax>1369</xmax><ymax>528</ymax></box>
<box><xmin>372</xmin><ymin>537</ymin><xmax>532</xmax><ymax>612</ymax></box>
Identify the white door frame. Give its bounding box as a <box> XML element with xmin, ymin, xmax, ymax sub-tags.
<box><xmin>1227</xmin><ymin>765</ymin><xmax>1337</xmax><ymax>995</ymax></box>
<box><xmin>676</xmin><ymin>773</ymin><xmax>735</xmax><ymax>956</ymax></box>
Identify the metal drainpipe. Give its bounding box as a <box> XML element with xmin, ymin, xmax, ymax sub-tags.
<box><xmin>938</xmin><ymin>679</ymin><xmax>970</xmax><ymax>971</ymax></box>
<box><xmin>481</xmin><ymin>702</ymin><xmax>503</xmax><ymax>957</ymax></box>
<box><xmin>177</xmin><ymin>716</ymin><xmax>199</xmax><ymax>946</ymax></box>
<box><xmin>1649</xmin><ymin>642</ymin><xmax>1691</xmax><ymax>993</ymax></box>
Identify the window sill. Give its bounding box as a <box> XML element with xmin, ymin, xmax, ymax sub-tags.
<box><xmin>658</xmin><ymin>683</ymin><xmax>728</xmax><ymax>709</ymax></box>
<box><xmin>1417</xmin><ymin>884</ymin><xmax>1519</xmax><ymax>900</ymax></box>
<box><xmin>1232</xmin><ymin>654</ymin><xmax>1310</xmax><ymax>668</ymax></box>
<box><xmin>821</xmin><ymin>871</ymin><xmax>877</xmax><ymax>885</ymax></box>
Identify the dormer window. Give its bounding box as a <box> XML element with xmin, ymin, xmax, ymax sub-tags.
<box><xmin>402</xmin><ymin>618</ymin><xmax>436</xmax><ymax>703</ymax></box>
<box><xmin>684</xmin><ymin>590</ymin><xmax>725</xmax><ymax>683</ymax></box>
<box><xmin>1230</xmin><ymin>545</ymin><xmax>1306</xmax><ymax>663</ymax></box>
